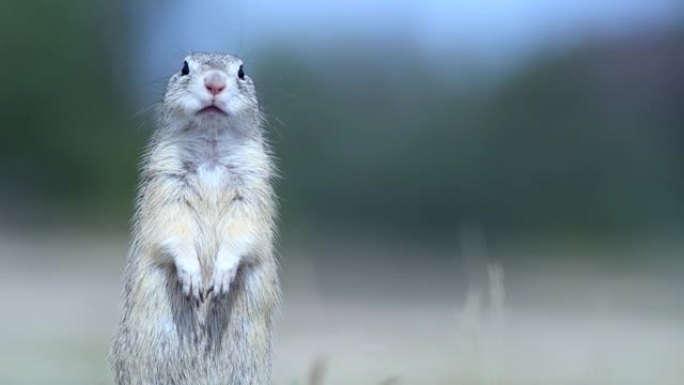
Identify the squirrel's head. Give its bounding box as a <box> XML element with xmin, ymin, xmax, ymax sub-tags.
<box><xmin>162</xmin><ymin>53</ymin><xmax>260</xmax><ymax>132</ymax></box>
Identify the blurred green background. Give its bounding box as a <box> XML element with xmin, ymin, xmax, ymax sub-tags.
<box><xmin>2</xmin><ymin>0</ymin><xmax>682</xmax><ymax>237</ymax></box>
<box><xmin>1</xmin><ymin>1</ymin><xmax>683</xmax><ymax>384</ymax></box>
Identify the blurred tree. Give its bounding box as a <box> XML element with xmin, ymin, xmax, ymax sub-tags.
<box><xmin>1</xmin><ymin>1</ymin><xmax>681</xmax><ymax>239</ymax></box>
<box><xmin>254</xmin><ymin>29</ymin><xmax>684</xmax><ymax>237</ymax></box>
<box><xmin>0</xmin><ymin>0</ymin><xmax>141</xmax><ymax>222</ymax></box>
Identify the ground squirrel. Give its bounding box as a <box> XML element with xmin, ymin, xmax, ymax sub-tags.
<box><xmin>110</xmin><ymin>53</ymin><xmax>280</xmax><ymax>385</ymax></box>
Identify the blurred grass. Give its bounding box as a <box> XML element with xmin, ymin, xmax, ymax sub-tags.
<box><xmin>1</xmin><ymin>230</ymin><xmax>682</xmax><ymax>385</ymax></box>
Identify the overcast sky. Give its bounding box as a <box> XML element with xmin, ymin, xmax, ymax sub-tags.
<box><xmin>135</xmin><ymin>0</ymin><xmax>683</xmax><ymax>84</ymax></box>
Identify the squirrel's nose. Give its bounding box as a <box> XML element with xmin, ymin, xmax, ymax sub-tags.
<box><xmin>204</xmin><ymin>73</ymin><xmax>226</xmax><ymax>95</ymax></box>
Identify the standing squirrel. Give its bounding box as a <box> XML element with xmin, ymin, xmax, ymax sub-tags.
<box><xmin>110</xmin><ymin>53</ymin><xmax>280</xmax><ymax>385</ymax></box>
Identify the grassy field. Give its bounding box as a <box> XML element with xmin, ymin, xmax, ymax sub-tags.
<box><xmin>0</xmin><ymin>229</ymin><xmax>682</xmax><ymax>385</ymax></box>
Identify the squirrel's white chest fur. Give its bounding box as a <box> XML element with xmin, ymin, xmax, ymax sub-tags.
<box><xmin>197</xmin><ymin>162</ymin><xmax>226</xmax><ymax>194</ymax></box>
<box><xmin>191</xmin><ymin>154</ymin><xmax>236</xmax><ymax>206</ymax></box>
<box><xmin>154</xmin><ymin>132</ymin><xmax>260</xmax><ymax>199</ymax></box>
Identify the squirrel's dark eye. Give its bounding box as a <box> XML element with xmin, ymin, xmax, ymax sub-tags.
<box><xmin>237</xmin><ymin>64</ymin><xmax>245</xmax><ymax>80</ymax></box>
<box><xmin>181</xmin><ymin>61</ymin><xmax>190</xmax><ymax>76</ymax></box>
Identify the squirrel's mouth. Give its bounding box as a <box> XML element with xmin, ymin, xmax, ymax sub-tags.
<box><xmin>197</xmin><ymin>105</ymin><xmax>228</xmax><ymax>116</ymax></box>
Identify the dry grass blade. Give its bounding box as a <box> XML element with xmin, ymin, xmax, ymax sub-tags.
<box><xmin>308</xmin><ymin>356</ymin><xmax>327</xmax><ymax>385</ymax></box>
<box><xmin>378</xmin><ymin>376</ymin><xmax>400</xmax><ymax>385</ymax></box>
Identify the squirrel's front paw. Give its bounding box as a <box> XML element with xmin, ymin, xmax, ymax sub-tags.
<box><xmin>175</xmin><ymin>259</ymin><xmax>203</xmax><ymax>304</ymax></box>
<box><xmin>208</xmin><ymin>257</ymin><xmax>240</xmax><ymax>299</ymax></box>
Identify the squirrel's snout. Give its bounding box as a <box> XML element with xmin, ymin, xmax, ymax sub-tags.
<box><xmin>204</xmin><ymin>73</ymin><xmax>226</xmax><ymax>95</ymax></box>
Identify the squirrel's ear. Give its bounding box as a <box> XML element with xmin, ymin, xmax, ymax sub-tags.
<box><xmin>181</xmin><ymin>61</ymin><xmax>190</xmax><ymax>76</ymax></box>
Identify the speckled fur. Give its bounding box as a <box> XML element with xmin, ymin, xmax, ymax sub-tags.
<box><xmin>110</xmin><ymin>53</ymin><xmax>280</xmax><ymax>385</ymax></box>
